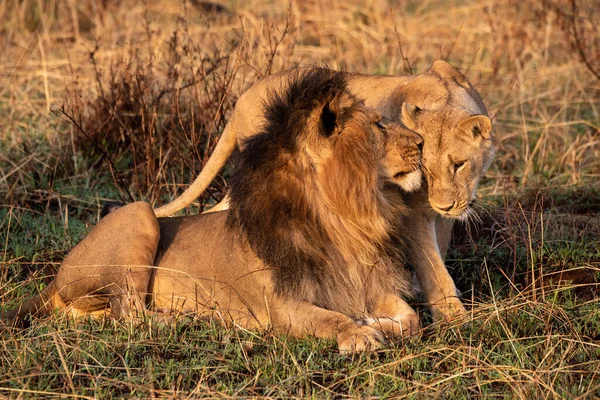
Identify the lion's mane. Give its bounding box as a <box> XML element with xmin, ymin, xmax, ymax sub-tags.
<box><xmin>227</xmin><ymin>68</ymin><xmax>411</xmax><ymax>317</ymax></box>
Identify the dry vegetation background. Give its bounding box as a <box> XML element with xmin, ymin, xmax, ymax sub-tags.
<box><xmin>0</xmin><ymin>0</ymin><xmax>599</xmax><ymax>398</ymax></box>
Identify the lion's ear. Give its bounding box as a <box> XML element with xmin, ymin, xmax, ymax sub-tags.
<box><xmin>401</xmin><ymin>102</ymin><xmax>421</xmax><ymax>130</ymax></box>
<box><xmin>458</xmin><ymin>115</ymin><xmax>492</xmax><ymax>140</ymax></box>
<box><xmin>320</xmin><ymin>100</ymin><xmax>338</xmax><ymax>137</ymax></box>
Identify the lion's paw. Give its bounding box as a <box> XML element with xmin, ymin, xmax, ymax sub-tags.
<box><xmin>337</xmin><ymin>325</ymin><xmax>388</xmax><ymax>353</ymax></box>
<box><xmin>431</xmin><ymin>297</ymin><xmax>468</xmax><ymax>323</ymax></box>
<box><xmin>367</xmin><ymin>312</ymin><xmax>421</xmax><ymax>339</ymax></box>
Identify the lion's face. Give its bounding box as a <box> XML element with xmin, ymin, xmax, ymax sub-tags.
<box><xmin>401</xmin><ymin>104</ymin><xmax>494</xmax><ymax>219</ymax></box>
<box><xmin>377</xmin><ymin>118</ymin><xmax>423</xmax><ymax>193</ymax></box>
<box><xmin>314</xmin><ymin>98</ymin><xmax>423</xmax><ymax>195</ymax></box>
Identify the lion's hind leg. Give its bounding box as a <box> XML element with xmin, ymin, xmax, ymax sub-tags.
<box><xmin>2</xmin><ymin>202</ymin><xmax>161</xmax><ymax>324</ymax></box>
<box><xmin>57</xmin><ymin>201</ymin><xmax>160</xmax><ymax>319</ymax></box>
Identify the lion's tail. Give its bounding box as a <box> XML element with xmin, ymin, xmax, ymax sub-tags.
<box><xmin>153</xmin><ymin>119</ymin><xmax>238</xmax><ymax>218</ymax></box>
<box><xmin>1</xmin><ymin>280</ymin><xmax>62</xmax><ymax>326</ymax></box>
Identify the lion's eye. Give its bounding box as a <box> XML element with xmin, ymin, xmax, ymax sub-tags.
<box><xmin>375</xmin><ymin>121</ymin><xmax>386</xmax><ymax>130</ymax></box>
<box><xmin>454</xmin><ymin>161</ymin><xmax>466</xmax><ymax>173</ymax></box>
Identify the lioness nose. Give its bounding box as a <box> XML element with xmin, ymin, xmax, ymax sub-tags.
<box><xmin>438</xmin><ymin>201</ymin><xmax>456</xmax><ymax>212</ymax></box>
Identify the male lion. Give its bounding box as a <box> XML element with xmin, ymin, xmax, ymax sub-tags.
<box><xmin>153</xmin><ymin>61</ymin><xmax>495</xmax><ymax>322</ymax></box>
<box><xmin>2</xmin><ymin>68</ymin><xmax>424</xmax><ymax>352</ymax></box>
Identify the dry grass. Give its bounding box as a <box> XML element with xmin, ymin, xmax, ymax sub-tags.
<box><xmin>0</xmin><ymin>0</ymin><xmax>599</xmax><ymax>397</ymax></box>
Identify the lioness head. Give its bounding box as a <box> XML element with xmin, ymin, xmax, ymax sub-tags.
<box><xmin>401</xmin><ymin>103</ymin><xmax>494</xmax><ymax>219</ymax></box>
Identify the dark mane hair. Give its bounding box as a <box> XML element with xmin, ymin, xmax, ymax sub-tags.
<box><xmin>227</xmin><ymin>67</ymin><xmax>410</xmax><ymax>316</ymax></box>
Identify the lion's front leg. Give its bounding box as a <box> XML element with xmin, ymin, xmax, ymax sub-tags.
<box><xmin>364</xmin><ymin>294</ymin><xmax>420</xmax><ymax>338</ymax></box>
<box><xmin>407</xmin><ymin>211</ymin><xmax>467</xmax><ymax>322</ymax></box>
<box><xmin>273</xmin><ymin>300</ymin><xmax>387</xmax><ymax>353</ymax></box>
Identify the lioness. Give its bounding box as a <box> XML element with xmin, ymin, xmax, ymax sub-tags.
<box><xmin>153</xmin><ymin>61</ymin><xmax>495</xmax><ymax>321</ymax></box>
<box><xmin>2</xmin><ymin>68</ymin><xmax>424</xmax><ymax>352</ymax></box>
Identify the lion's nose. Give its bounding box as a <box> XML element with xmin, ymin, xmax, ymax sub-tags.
<box><xmin>412</xmin><ymin>133</ymin><xmax>424</xmax><ymax>152</ymax></box>
<box><xmin>437</xmin><ymin>201</ymin><xmax>456</xmax><ymax>212</ymax></box>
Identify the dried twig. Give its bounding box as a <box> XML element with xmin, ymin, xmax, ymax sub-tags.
<box><xmin>571</xmin><ymin>0</ymin><xmax>600</xmax><ymax>81</ymax></box>
<box><xmin>55</xmin><ymin>107</ymin><xmax>135</xmax><ymax>203</ymax></box>
<box><xmin>392</xmin><ymin>11</ymin><xmax>415</xmax><ymax>75</ymax></box>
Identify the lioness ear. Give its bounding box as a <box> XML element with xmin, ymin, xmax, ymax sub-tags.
<box><xmin>458</xmin><ymin>115</ymin><xmax>492</xmax><ymax>140</ymax></box>
<box><xmin>320</xmin><ymin>99</ymin><xmax>339</xmax><ymax>137</ymax></box>
<box><xmin>430</xmin><ymin>60</ymin><xmax>470</xmax><ymax>87</ymax></box>
<box><xmin>401</xmin><ymin>102</ymin><xmax>421</xmax><ymax>130</ymax></box>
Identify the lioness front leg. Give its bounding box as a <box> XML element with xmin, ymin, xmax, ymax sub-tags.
<box><xmin>274</xmin><ymin>300</ymin><xmax>387</xmax><ymax>353</ymax></box>
<box><xmin>407</xmin><ymin>212</ymin><xmax>467</xmax><ymax>322</ymax></box>
<box><xmin>365</xmin><ymin>294</ymin><xmax>420</xmax><ymax>338</ymax></box>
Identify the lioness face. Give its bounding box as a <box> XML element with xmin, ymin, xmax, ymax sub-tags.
<box><xmin>401</xmin><ymin>105</ymin><xmax>494</xmax><ymax>219</ymax></box>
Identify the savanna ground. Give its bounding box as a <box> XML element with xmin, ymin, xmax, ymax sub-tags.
<box><xmin>0</xmin><ymin>0</ymin><xmax>599</xmax><ymax>397</ymax></box>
